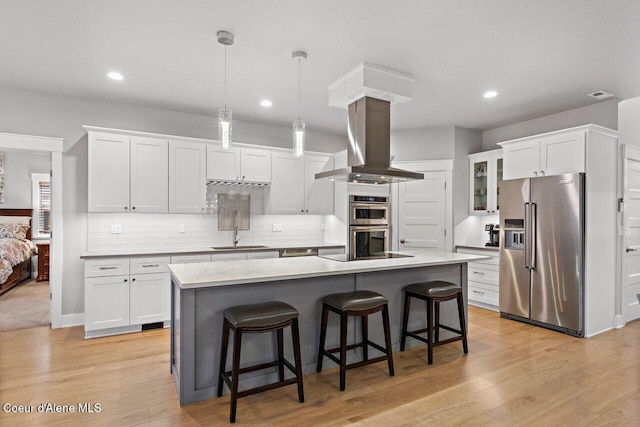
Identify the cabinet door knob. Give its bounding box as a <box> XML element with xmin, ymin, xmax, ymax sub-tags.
<box><xmin>132</xmin><ymin>278</ymin><xmax>136</xmax><ymax>281</ymax></box>
<box><xmin>533</xmin><ymin>171</ymin><xmax>538</xmax><ymax>176</ymax></box>
<box><xmin>124</xmin><ymin>207</ymin><xmax>128</xmax><ymax>210</ymax></box>
<box><xmin>301</xmin><ymin>210</ymin><xmax>304</xmax><ymax>213</ymax></box>
<box><xmin>305</xmin><ymin>210</ymin><xmax>309</xmax><ymax>213</ymax></box>
<box><xmin>124</xmin><ymin>279</ymin><xmax>128</xmax><ymax>282</ymax></box>
<box><xmin>132</xmin><ymin>206</ymin><xmax>136</xmax><ymax>210</ymax></box>
<box><xmin>540</xmin><ymin>170</ymin><xmax>545</xmax><ymax>176</ymax></box>
<box><xmin>400</xmin><ymin>239</ymin><xmax>407</xmax><ymax>244</ymax></box>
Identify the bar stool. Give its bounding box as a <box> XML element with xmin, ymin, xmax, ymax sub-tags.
<box><xmin>217</xmin><ymin>301</ymin><xmax>304</xmax><ymax>423</ymax></box>
<box><xmin>316</xmin><ymin>290</ymin><xmax>394</xmax><ymax>391</ymax></box>
<box><xmin>400</xmin><ymin>281</ymin><xmax>468</xmax><ymax>365</ymax></box>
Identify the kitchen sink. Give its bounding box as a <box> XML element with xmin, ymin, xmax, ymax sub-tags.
<box><xmin>211</xmin><ymin>245</ymin><xmax>269</xmax><ymax>250</ymax></box>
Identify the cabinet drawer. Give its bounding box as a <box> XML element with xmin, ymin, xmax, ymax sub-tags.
<box><xmin>85</xmin><ymin>258</ymin><xmax>129</xmax><ymax>277</ymax></box>
<box><xmin>457</xmin><ymin>248</ymin><xmax>499</xmax><ymax>266</ymax></box>
<box><xmin>468</xmin><ymin>260</ymin><xmax>498</xmax><ymax>272</ymax></box>
<box><xmin>170</xmin><ymin>254</ymin><xmax>212</xmax><ymax>264</ymax></box>
<box><xmin>130</xmin><ymin>256</ymin><xmax>170</xmax><ymax>274</ymax></box>
<box><xmin>246</xmin><ymin>251</ymin><xmax>279</xmax><ymax>260</ymax></box>
<box><xmin>211</xmin><ymin>253</ymin><xmax>247</xmax><ymax>261</ymax></box>
<box><xmin>468</xmin><ymin>265</ymin><xmax>499</xmax><ymax>285</ymax></box>
<box><xmin>468</xmin><ymin>284</ymin><xmax>498</xmax><ymax>306</ymax></box>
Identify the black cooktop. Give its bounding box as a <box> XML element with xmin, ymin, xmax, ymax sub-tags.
<box><xmin>319</xmin><ymin>253</ymin><xmax>414</xmax><ymax>262</ymax></box>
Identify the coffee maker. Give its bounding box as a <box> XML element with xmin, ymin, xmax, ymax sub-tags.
<box><xmin>485</xmin><ymin>223</ymin><xmax>500</xmax><ymax>247</ymax></box>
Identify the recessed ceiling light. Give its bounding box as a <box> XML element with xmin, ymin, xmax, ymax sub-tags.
<box><xmin>260</xmin><ymin>99</ymin><xmax>273</xmax><ymax>107</ymax></box>
<box><xmin>107</xmin><ymin>71</ymin><xmax>124</xmax><ymax>81</ymax></box>
<box><xmin>483</xmin><ymin>90</ymin><xmax>498</xmax><ymax>99</ymax></box>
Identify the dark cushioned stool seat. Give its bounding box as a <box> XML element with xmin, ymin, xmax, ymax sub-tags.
<box><xmin>223</xmin><ymin>301</ymin><xmax>299</xmax><ymax>328</ymax></box>
<box><xmin>404</xmin><ymin>281</ymin><xmax>461</xmax><ymax>298</ymax></box>
<box><xmin>322</xmin><ymin>290</ymin><xmax>388</xmax><ymax>312</ymax></box>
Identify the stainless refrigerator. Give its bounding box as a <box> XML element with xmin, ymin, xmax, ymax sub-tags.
<box><xmin>499</xmin><ymin>173</ymin><xmax>585</xmax><ymax>337</ymax></box>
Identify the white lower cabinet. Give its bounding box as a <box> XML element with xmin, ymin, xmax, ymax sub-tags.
<box><xmin>170</xmin><ymin>254</ymin><xmax>212</xmax><ymax>263</ymax></box>
<box><xmin>84</xmin><ymin>256</ymin><xmax>170</xmax><ymax>338</ymax></box>
<box><xmin>85</xmin><ymin>275</ymin><xmax>130</xmax><ymax>331</ymax></box>
<box><xmin>456</xmin><ymin>248</ymin><xmax>499</xmax><ymax>311</ymax></box>
<box><xmin>129</xmin><ymin>273</ymin><xmax>170</xmax><ymax>325</ymax></box>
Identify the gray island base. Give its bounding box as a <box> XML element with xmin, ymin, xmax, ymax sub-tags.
<box><xmin>169</xmin><ymin>250</ymin><xmax>488</xmax><ymax>405</ymax></box>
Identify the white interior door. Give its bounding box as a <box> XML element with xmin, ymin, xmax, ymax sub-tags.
<box><xmin>622</xmin><ymin>144</ymin><xmax>640</xmax><ymax>322</ymax></box>
<box><xmin>397</xmin><ymin>169</ymin><xmax>447</xmax><ymax>251</ymax></box>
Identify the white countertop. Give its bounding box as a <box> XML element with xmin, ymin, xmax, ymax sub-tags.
<box><xmin>169</xmin><ymin>249</ymin><xmax>491</xmax><ymax>289</ymax></box>
<box><xmin>455</xmin><ymin>244</ymin><xmax>499</xmax><ymax>252</ymax></box>
<box><xmin>81</xmin><ymin>242</ymin><xmax>345</xmax><ymax>258</ymax></box>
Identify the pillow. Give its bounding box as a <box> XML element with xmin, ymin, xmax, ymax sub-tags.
<box><xmin>0</xmin><ymin>216</ymin><xmax>31</xmax><ymax>225</ymax></box>
<box><xmin>0</xmin><ymin>224</ymin><xmax>30</xmax><ymax>239</ymax></box>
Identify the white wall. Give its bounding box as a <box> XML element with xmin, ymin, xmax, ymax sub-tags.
<box><xmin>619</xmin><ymin>97</ymin><xmax>640</xmax><ymax>147</ymax></box>
<box><xmin>482</xmin><ymin>99</ymin><xmax>619</xmax><ymax>150</ymax></box>
<box><xmin>0</xmin><ymin>150</ymin><xmax>50</xmax><ymax>208</ymax></box>
<box><xmin>390</xmin><ymin>127</ymin><xmax>455</xmax><ymax>161</ymax></box>
<box><xmin>0</xmin><ymin>86</ymin><xmax>346</xmax><ymax>316</ymax></box>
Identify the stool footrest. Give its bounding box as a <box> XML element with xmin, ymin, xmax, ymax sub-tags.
<box><xmin>236</xmin><ymin>378</ymin><xmax>299</xmax><ymax>399</ymax></box>
<box><xmin>438</xmin><ymin>324</ymin><xmax>462</xmax><ymax>335</ymax></box>
<box><xmin>344</xmin><ymin>355</ymin><xmax>388</xmax><ymax>371</ymax></box>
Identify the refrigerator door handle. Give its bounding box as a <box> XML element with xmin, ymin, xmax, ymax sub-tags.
<box><xmin>523</xmin><ymin>202</ymin><xmax>530</xmax><ymax>269</ymax></box>
<box><xmin>530</xmin><ymin>202</ymin><xmax>537</xmax><ymax>270</ymax></box>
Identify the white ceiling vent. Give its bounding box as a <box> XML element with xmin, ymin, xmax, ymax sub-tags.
<box><xmin>587</xmin><ymin>90</ymin><xmax>614</xmax><ymax>100</ymax></box>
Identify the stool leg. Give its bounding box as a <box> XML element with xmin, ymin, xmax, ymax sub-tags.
<box><xmin>457</xmin><ymin>293</ymin><xmax>468</xmax><ymax>355</ymax></box>
<box><xmin>434</xmin><ymin>301</ymin><xmax>440</xmax><ymax>344</ymax></box>
<box><xmin>427</xmin><ymin>298</ymin><xmax>434</xmax><ymax>365</ymax></box>
<box><xmin>400</xmin><ymin>292</ymin><xmax>411</xmax><ymax>351</ymax></box>
<box><xmin>361</xmin><ymin>314</ymin><xmax>369</xmax><ymax>362</ymax></box>
<box><xmin>339</xmin><ymin>312</ymin><xmax>348</xmax><ymax>391</ymax></box>
<box><xmin>230</xmin><ymin>327</ymin><xmax>243</xmax><ymax>423</ymax></box>
<box><xmin>317</xmin><ymin>304</ymin><xmax>329</xmax><ymax>373</ymax></box>
<box><xmin>381</xmin><ymin>304</ymin><xmax>395</xmax><ymax>377</ymax></box>
<box><xmin>217</xmin><ymin>319</ymin><xmax>230</xmax><ymax>397</ymax></box>
<box><xmin>277</xmin><ymin>328</ymin><xmax>285</xmax><ymax>382</ymax></box>
<box><xmin>291</xmin><ymin>318</ymin><xmax>305</xmax><ymax>403</ymax></box>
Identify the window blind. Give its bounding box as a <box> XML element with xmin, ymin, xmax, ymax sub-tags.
<box><xmin>38</xmin><ymin>181</ymin><xmax>50</xmax><ymax>234</ymax></box>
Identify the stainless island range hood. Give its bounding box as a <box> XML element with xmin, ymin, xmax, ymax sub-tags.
<box><xmin>315</xmin><ymin>96</ymin><xmax>424</xmax><ymax>184</ymax></box>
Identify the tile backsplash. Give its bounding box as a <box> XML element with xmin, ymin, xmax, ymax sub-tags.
<box><xmin>87</xmin><ymin>213</ymin><xmax>325</xmax><ymax>252</ymax></box>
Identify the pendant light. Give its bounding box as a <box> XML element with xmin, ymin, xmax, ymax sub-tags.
<box><xmin>292</xmin><ymin>50</ymin><xmax>307</xmax><ymax>157</ymax></box>
<box><xmin>217</xmin><ymin>30</ymin><xmax>234</xmax><ymax>150</ymax></box>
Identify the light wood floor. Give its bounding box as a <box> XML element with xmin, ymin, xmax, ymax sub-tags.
<box><xmin>1</xmin><ymin>307</ymin><xmax>639</xmax><ymax>426</ymax></box>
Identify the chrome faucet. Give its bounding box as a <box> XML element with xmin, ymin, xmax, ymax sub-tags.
<box><xmin>232</xmin><ymin>209</ymin><xmax>241</xmax><ymax>247</ymax></box>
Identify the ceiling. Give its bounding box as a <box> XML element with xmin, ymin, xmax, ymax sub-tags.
<box><xmin>2</xmin><ymin>0</ymin><xmax>639</xmax><ymax>136</ymax></box>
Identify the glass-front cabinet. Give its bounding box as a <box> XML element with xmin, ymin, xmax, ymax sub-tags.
<box><xmin>469</xmin><ymin>149</ymin><xmax>503</xmax><ymax>215</ymax></box>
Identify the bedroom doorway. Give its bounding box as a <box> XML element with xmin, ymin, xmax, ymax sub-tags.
<box><xmin>0</xmin><ymin>133</ymin><xmax>63</xmax><ymax>330</ymax></box>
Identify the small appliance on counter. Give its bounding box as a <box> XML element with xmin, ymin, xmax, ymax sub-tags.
<box><xmin>485</xmin><ymin>223</ymin><xmax>500</xmax><ymax>247</ymax></box>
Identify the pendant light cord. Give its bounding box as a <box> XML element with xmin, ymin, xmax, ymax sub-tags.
<box><xmin>224</xmin><ymin>45</ymin><xmax>228</xmax><ymax>110</ymax></box>
<box><xmin>297</xmin><ymin>57</ymin><xmax>301</xmax><ymax>121</ymax></box>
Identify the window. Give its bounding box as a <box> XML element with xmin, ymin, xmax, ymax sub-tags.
<box><xmin>31</xmin><ymin>173</ymin><xmax>50</xmax><ymax>238</ymax></box>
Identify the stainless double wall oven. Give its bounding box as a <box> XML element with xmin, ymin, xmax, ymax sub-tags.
<box><xmin>349</xmin><ymin>195</ymin><xmax>390</xmax><ymax>259</ymax></box>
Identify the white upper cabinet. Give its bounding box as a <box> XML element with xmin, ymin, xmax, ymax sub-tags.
<box><xmin>169</xmin><ymin>140</ymin><xmax>206</xmax><ymax>213</ymax></box>
<box><xmin>88</xmin><ymin>132</ymin><xmax>130</xmax><ymax>212</ymax></box>
<box><xmin>305</xmin><ymin>154</ymin><xmax>334</xmax><ymax>214</ymax></box>
<box><xmin>206</xmin><ymin>146</ymin><xmax>272</xmax><ymax>183</ymax></box>
<box><xmin>268</xmin><ymin>152</ymin><xmax>306</xmax><ymax>214</ymax></box>
<box><xmin>501</xmin><ymin>129</ymin><xmax>586</xmax><ymax>180</ymax></box>
<box><xmin>207</xmin><ymin>146</ymin><xmax>241</xmax><ymax>181</ymax></box>
<box><xmin>539</xmin><ymin>131</ymin><xmax>585</xmax><ymax>177</ymax></box>
<box><xmin>267</xmin><ymin>151</ymin><xmax>334</xmax><ymax>214</ymax></box>
<box><xmin>240</xmin><ymin>148</ymin><xmax>272</xmax><ymax>183</ymax></box>
<box><xmin>469</xmin><ymin>149</ymin><xmax>502</xmax><ymax>215</ymax></box>
<box><xmin>130</xmin><ymin>137</ymin><xmax>168</xmax><ymax>213</ymax></box>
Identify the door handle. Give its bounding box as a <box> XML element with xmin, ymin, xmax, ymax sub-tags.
<box><xmin>400</xmin><ymin>239</ymin><xmax>407</xmax><ymax>244</ymax></box>
<box><xmin>530</xmin><ymin>202</ymin><xmax>537</xmax><ymax>270</ymax></box>
<box><xmin>626</xmin><ymin>247</ymin><xmax>639</xmax><ymax>253</ymax></box>
<box><xmin>523</xmin><ymin>202</ymin><xmax>530</xmax><ymax>269</ymax></box>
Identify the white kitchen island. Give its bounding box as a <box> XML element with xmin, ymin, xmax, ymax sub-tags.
<box><xmin>169</xmin><ymin>250</ymin><xmax>489</xmax><ymax>405</ymax></box>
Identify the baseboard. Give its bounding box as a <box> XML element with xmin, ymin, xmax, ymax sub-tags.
<box><xmin>60</xmin><ymin>313</ymin><xmax>84</xmax><ymax>328</ymax></box>
<box><xmin>614</xmin><ymin>314</ymin><xmax>625</xmax><ymax>329</ymax></box>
